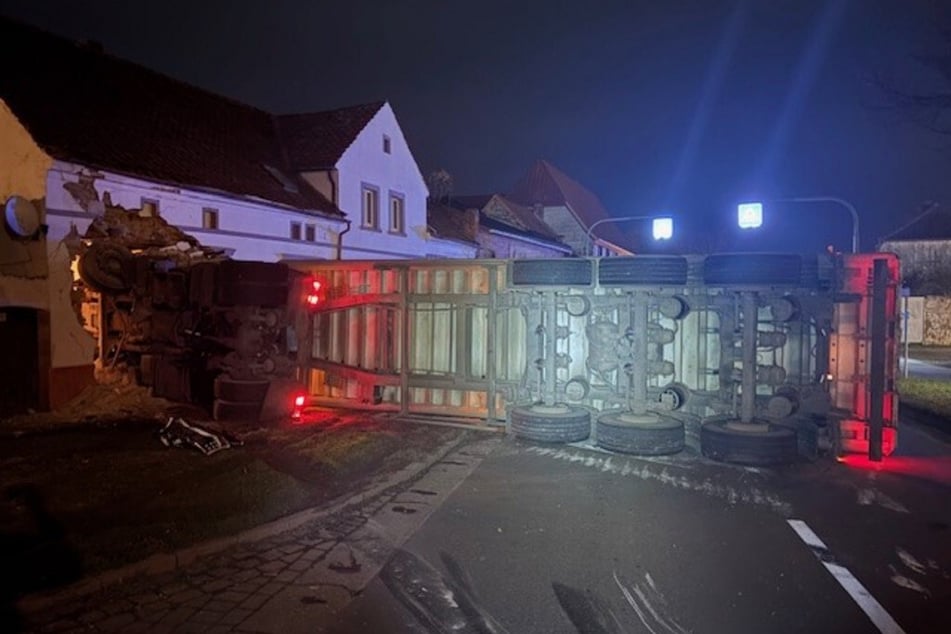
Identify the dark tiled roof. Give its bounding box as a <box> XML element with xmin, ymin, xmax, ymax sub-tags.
<box><xmin>0</xmin><ymin>17</ymin><xmax>342</xmax><ymax>217</ymax></box>
<box><xmin>277</xmin><ymin>102</ymin><xmax>386</xmax><ymax>170</ymax></box>
<box><xmin>879</xmin><ymin>205</ymin><xmax>951</xmax><ymax>242</ymax></box>
<box><xmin>427</xmin><ymin>201</ymin><xmax>479</xmax><ymax>245</ymax></box>
<box><xmin>509</xmin><ymin>160</ymin><xmax>636</xmax><ymax>250</ymax></box>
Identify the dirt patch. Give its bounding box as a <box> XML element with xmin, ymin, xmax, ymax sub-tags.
<box><xmin>0</xmin><ymin>411</ymin><xmax>465</xmax><ymax>598</ymax></box>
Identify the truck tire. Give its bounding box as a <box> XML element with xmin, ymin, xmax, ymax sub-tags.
<box><xmin>510</xmin><ymin>259</ymin><xmax>593</xmax><ymax>287</ymax></box>
<box><xmin>213</xmin><ymin>398</ymin><xmax>263</xmax><ymax>423</ymax></box>
<box><xmin>700</xmin><ymin>418</ymin><xmax>798</xmax><ymax>465</ymax></box>
<box><xmin>703</xmin><ymin>254</ymin><xmax>802</xmax><ymax>286</ymax></box>
<box><xmin>510</xmin><ymin>405</ymin><xmax>590</xmax><ymax>443</ymax></box>
<box><xmin>213</xmin><ymin>376</ymin><xmax>270</xmax><ymax>403</ymax></box>
<box><xmin>78</xmin><ymin>242</ymin><xmax>134</xmax><ymax>292</ymax></box>
<box><xmin>598</xmin><ymin>256</ymin><xmax>688</xmax><ymax>286</ymax></box>
<box><xmin>596</xmin><ymin>412</ymin><xmax>684</xmax><ymax>455</ymax></box>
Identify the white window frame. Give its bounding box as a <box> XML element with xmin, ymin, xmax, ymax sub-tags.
<box><xmin>290</xmin><ymin>222</ymin><xmax>302</xmax><ymax>240</ymax></box>
<box><xmin>388</xmin><ymin>192</ymin><xmax>405</xmax><ymax>234</ymax></box>
<box><xmin>383</xmin><ymin>135</ymin><xmax>392</xmax><ymax>154</ymax></box>
<box><xmin>305</xmin><ymin>224</ymin><xmax>316</xmax><ymax>242</ymax></box>
<box><xmin>362</xmin><ymin>184</ymin><xmax>380</xmax><ymax>230</ymax></box>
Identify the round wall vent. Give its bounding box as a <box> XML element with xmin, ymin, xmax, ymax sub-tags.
<box><xmin>4</xmin><ymin>196</ymin><xmax>41</xmax><ymax>237</ymax></box>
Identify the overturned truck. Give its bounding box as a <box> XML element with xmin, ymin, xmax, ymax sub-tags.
<box><xmin>288</xmin><ymin>252</ymin><xmax>900</xmax><ymax>465</ymax></box>
<box><xmin>79</xmin><ymin>242</ymin><xmax>900</xmax><ymax>466</ymax></box>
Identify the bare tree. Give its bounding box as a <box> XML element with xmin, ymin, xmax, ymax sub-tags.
<box><xmin>426</xmin><ymin>169</ymin><xmax>454</xmax><ymax>203</ymax></box>
<box><xmin>876</xmin><ymin>5</ymin><xmax>951</xmax><ymax>135</ymax></box>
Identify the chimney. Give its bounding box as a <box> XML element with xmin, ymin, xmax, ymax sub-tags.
<box><xmin>465</xmin><ymin>208</ymin><xmax>480</xmax><ymax>240</ymax></box>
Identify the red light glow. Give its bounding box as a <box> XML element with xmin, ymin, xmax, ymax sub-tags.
<box><xmin>294</xmin><ymin>395</ymin><xmax>306</xmax><ymax>407</ymax></box>
<box><xmin>837</xmin><ymin>454</ymin><xmax>951</xmax><ymax>486</ymax></box>
<box><xmin>305</xmin><ymin>279</ymin><xmax>323</xmax><ymax>307</ymax></box>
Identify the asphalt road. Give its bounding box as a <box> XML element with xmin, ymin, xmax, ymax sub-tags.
<box><xmin>902</xmin><ymin>357</ymin><xmax>951</xmax><ymax>380</ymax></box>
<box><xmin>326</xmin><ymin>424</ymin><xmax>951</xmax><ymax>634</ymax></box>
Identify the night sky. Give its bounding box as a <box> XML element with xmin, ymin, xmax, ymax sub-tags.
<box><xmin>3</xmin><ymin>0</ymin><xmax>951</xmax><ymax>253</ymax></box>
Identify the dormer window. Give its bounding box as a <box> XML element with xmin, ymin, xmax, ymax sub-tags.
<box><xmin>383</xmin><ymin>135</ymin><xmax>391</xmax><ymax>154</ymax></box>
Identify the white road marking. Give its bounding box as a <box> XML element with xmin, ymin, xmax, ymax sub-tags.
<box><xmin>787</xmin><ymin>519</ymin><xmax>906</xmax><ymax>634</ymax></box>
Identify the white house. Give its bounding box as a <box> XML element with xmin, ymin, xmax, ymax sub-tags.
<box><xmin>277</xmin><ymin>102</ymin><xmax>475</xmax><ymax>260</ymax></box>
<box><xmin>0</xmin><ymin>17</ymin><xmax>464</xmax><ymax>414</ymax></box>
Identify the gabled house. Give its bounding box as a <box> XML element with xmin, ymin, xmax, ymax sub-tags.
<box><xmin>0</xmin><ymin>17</ymin><xmax>443</xmax><ymax>414</ymax></box>
<box><xmin>509</xmin><ymin>160</ymin><xmax>635</xmax><ymax>256</ymax></box>
<box><xmin>277</xmin><ymin>102</ymin><xmax>439</xmax><ymax>259</ymax></box>
<box><xmin>448</xmin><ymin>193</ymin><xmax>572</xmax><ymax>258</ymax></box>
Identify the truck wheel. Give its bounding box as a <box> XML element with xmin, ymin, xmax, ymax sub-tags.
<box><xmin>78</xmin><ymin>242</ymin><xmax>134</xmax><ymax>292</ymax></box>
<box><xmin>510</xmin><ymin>405</ymin><xmax>590</xmax><ymax>443</ymax></box>
<box><xmin>703</xmin><ymin>254</ymin><xmax>802</xmax><ymax>286</ymax></box>
<box><xmin>596</xmin><ymin>412</ymin><xmax>684</xmax><ymax>455</ymax></box>
<box><xmin>213</xmin><ymin>399</ymin><xmax>263</xmax><ymax>423</ymax></box>
<box><xmin>510</xmin><ymin>259</ymin><xmax>593</xmax><ymax>287</ymax></box>
<box><xmin>700</xmin><ymin>418</ymin><xmax>797</xmax><ymax>465</ymax></box>
<box><xmin>213</xmin><ymin>376</ymin><xmax>270</xmax><ymax>403</ymax></box>
<box><xmin>598</xmin><ymin>256</ymin><xmax>688</xmax><ymax>286</ymax></box>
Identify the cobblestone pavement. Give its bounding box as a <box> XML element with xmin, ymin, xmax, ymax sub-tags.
<box><xmin>20</xmin><ymin>436</ymin><xmax>500</xmax><ymax>633</ymax></box>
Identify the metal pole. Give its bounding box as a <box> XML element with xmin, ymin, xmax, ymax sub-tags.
<box><xmin>868</xmin><ymin>259</ymin><xmax>888</xmax><ymax>462</ymax></box>
<box><xmin>584</xmin><ymin>215</ymin><xmax>655</xmax><ymax>256</ymax></box>
<box><xmin>631</xmin><ymin>293</ymin><xmax>649</xmax><ymax>415</ymax></box>
<box><xmin>902</xmin><ymin>296</ymin><xmax>910</xmax><ymax>379</ymax></box>
<box><xmin>740</xmin><ymin>292</ymin><xmax>758</xmax><ymax>423</ymax></box>
<box><xmin>778</xmin><ymin>197</ymin><xmax>860</xmax><ymax>253</ymax></box>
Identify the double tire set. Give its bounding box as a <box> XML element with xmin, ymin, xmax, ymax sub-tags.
<box><xmin>510</xmin><ymin>405</ymin><xmax>685</xmax><ymax>456</ymax></box>
<box><xmin>510</xmin><ymin>405</ymin><xmax>798</xmax><ymax>464</ymax></box>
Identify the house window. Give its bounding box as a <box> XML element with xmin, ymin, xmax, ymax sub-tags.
<box><xmin>290</xmin><ymin>222</ymin><xmax>302</xmax><ymax>240</ymax></box>
<box><xmin>362</xmin><ymin>185</ymin><xmax>379</xmax><ymax>229</ymax></box>
<box><xmin>140</xmin><ymin>199</ymin><xmax>159</xmax><ymax>218</ymax></box>
<box><xmin>202</xmin><ymin>207</ymin><xmax>219</xmax><ymax>230</ymax></box>
<box><xmin>305</xmin><ymin>224</ymin><xmax>316</xmax><ymax>242</ymax></box>
<box><xmin>388</xmin><ymin>193</ymin><xmax>405</xmax><ymax>234</ymax></box>
<box><xmin>383</xmin><ymin>135</ymin><xmax>391</xmax><ymax>154</ymax></box>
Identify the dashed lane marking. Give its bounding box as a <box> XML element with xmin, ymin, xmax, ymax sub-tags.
<box><xmin>787</xmin><ymin>519</ymin><xmax>906</xmax><ymax>634</ymax></box>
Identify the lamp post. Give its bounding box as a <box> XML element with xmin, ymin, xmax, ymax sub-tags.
<box><xmin>585</xmin><ymin>215</ymin><xmax>673</xmax><ymax>256</ymax></box>
<box><xmin>738</xmin><ymin>197</ymin><xmax>860</xmax><ymax>253</ymax></box>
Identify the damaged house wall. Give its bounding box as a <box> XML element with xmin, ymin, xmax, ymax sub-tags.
<box><xmin>45</xmin><ymin>163</ymin><xmax>346</xmax><ymax>263</ymax></box>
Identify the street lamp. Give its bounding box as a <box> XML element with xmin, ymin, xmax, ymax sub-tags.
<box><xmin>585</xmin><ymin>215</ymin><xmax>674</xmax><ymax>256</ymax></box>
<box><xmin>737</xmin><ymin>197</ymin><xmax>860</xmax><ymax>253</ymax></box>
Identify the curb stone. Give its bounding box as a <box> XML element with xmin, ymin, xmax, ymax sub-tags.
<box><xmin>17</xmin><ymin>429</ymin><xmax>478</xmax><ymax>615</ymax></box>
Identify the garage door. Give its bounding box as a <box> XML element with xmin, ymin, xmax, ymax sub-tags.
<box><xmin>0</xmin><ymin>307</ymin><xmax>39</xmax><ymax>418</ymax></box>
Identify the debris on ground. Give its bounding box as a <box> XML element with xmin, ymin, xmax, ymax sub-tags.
<box><xmin>0</xmin><ymin>379</ymin><xmax>204</xmax><ymax>434</ymax></box>
<box><xmin>157</xmin><ymin>417</ymin><xmax>243</xmax><ymax>456</ymax></box>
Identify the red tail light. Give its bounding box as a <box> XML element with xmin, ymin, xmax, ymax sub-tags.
<box><xmin>292</xmin><ymin>394</ymin><xmax>306</xmax><ymax>422</ymax></box>
<box><xmin>305</xmin><ymin>279</ymin><xmax>323</xmax><ymax>307</ymax></box>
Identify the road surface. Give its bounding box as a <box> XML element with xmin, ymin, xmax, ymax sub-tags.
<box><xmin>22</xmin><ymin>419</ymin><xmax>951</xmax><ymax>634</ymax></box>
